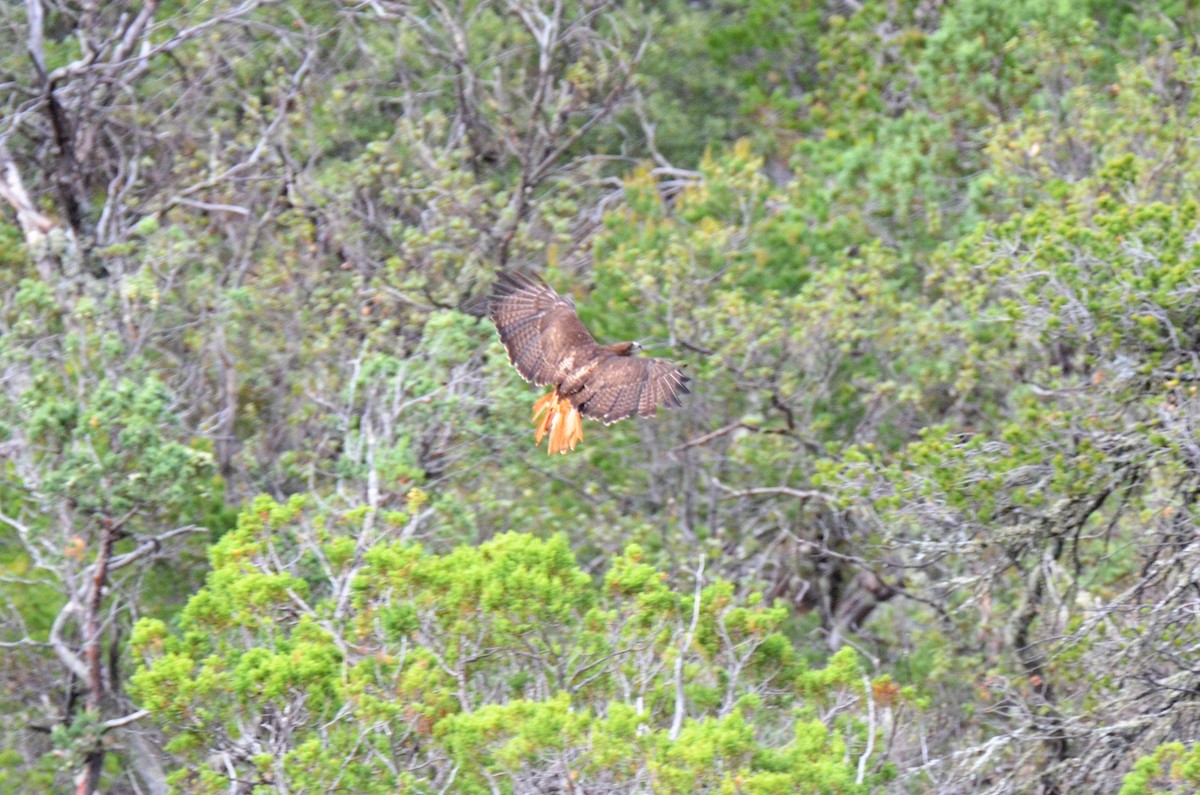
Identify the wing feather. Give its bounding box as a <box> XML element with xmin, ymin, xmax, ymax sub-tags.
<box><xmin>595</xmin><ymin>383</ymin><xmax>625</xmax><ymax>420</ymax></box>
<box><xmin>631</xmin><ymin>378</ymin><xmax>646</xmax><ymax>419</ymax></box>
<box><xmin>490</xmin><ymin>272</ymin><xmax>602</xmax><ymax>387</ymax></box>
<box><xmin>572</xmin><ymin>357</ymin><xmax>690</xmax><ymax>425</ymax></box>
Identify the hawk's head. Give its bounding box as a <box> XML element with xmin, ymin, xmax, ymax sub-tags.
<box><xmin>605</xmin><ymin>341</ymin><xmax>641</xmax><ymax>356</ymax></box>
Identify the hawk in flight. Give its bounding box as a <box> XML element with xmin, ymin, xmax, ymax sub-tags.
<box><xmin>489</xmin><ymin>271</ymin><xmax>690</xmax><ymax>454</ymax></box>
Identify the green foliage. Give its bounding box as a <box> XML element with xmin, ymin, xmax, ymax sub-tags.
<box><xmin>1120</xmin><ymin>743</ymin><xmax>1200</xmax><ymax>795</ymax></box>
<box><xmin>132</xmin><ymin>498</ymin><xmax>889</xmax><ymax>792</ymax></box>
<box><xmin>4</xmin><ymin>0</ymin><xmax>1200</xmax><ymax>791</ymax></box>
<box><xmin>31</xmin><ymin>377</ymin><xmax>213</xmax><ymax>517</ymax></box>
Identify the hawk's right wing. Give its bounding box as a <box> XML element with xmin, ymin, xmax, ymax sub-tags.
<box><xmin>489</xmin><ymin>272</ymin><xmax>601</xmax><ymax>388</ymax></box>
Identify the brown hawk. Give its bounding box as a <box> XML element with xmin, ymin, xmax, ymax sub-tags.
<box><xmin>489</xmin><ymin>271</ymin><xmax>690</xmax><ymax>454</ymax></box>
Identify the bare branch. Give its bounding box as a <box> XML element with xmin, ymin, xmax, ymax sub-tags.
<box><xmin>857</xmin><ymin>673</ymin><xmax>876</xmax><ymax>785</ymax></box>
<box><xmin>49</xmin><ymin>601</ymin><xmax>89</xmax><ymax>682</ymax></box>
<box><xmin>669</xmin><ymin>553</ymin><xmax>704</xmax><ymax>742</ymax></box>
<box><xmin>0</xmin><ymin>140</ymin><xmax>55</xmax><ymax>243</ymax></box>
<box><xmin>101</xmin><ymin>708</ymin><xmax>150</xmax><ymax>731</ymax></box>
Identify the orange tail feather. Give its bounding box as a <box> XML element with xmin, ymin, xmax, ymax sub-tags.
<box><xmin>533</xmin><ymin>390</ymin><xmax>558</xmax><ymax>446</ymax></box>
<box><xmin>531</xmin><ymin>389</ymin><xmax>584</xmax><ymax>454</ymax></box>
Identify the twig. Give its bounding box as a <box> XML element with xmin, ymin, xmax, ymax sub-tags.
<box><xmin>671</xmin><ymin>421</ymin><xmax>796</xmax><ymax>454</ymax></box>
<box><xmin>711</xmin><ymin>476</ymin><xmax>834</xmax><ymax>504</ymax></box>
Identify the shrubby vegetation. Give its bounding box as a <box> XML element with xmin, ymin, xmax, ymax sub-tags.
<box><xmin>129</xmin><ymin>496</ymin><xmax>887</xmax><ymax>793</ymax></box>
<box><xmin>2</xmin><ymin>1</ymin><xmax>1199</xmax><ymax>792</ymax></box>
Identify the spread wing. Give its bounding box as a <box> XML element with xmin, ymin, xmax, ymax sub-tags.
<box><xmin>489</xmin><ymin>270</ymin><xmax>690</xmax><ymax>425</ymax></box>
<box><xmin>572</xmin><ymin>356</ymin><xmax>691</xmax><ymax>425</ymax></box>
<box><xmin>489</xmin><ymin>271</ymin><xmax>602</xmax><ymax>387</ymax></box>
